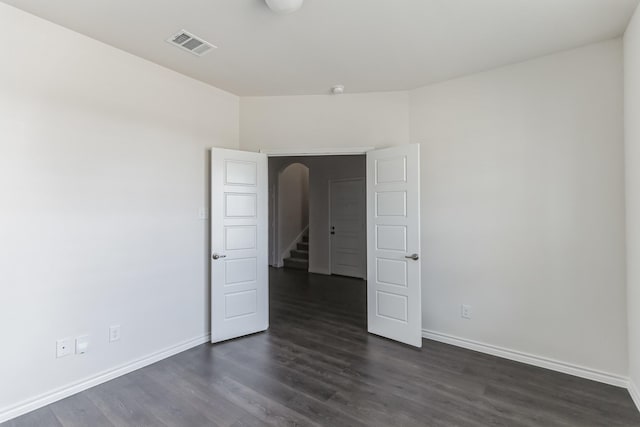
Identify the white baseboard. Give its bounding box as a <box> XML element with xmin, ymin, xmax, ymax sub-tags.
<box><xmin>422</xmin><ymin>329</ymin><xmax>628</xmax><ymax>388</ymax></box>
<box><xmin>629</xmin><ymin>379</ymin><xmax>640</xmax><ymax>413</ymax></box>
<box><xmin>0</xmin><ymin>333</ymin><xmax>210</xmax><ymax>424</ymax></box>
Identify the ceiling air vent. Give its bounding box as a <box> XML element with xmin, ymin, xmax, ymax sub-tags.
<box><xmin>167</xmin><ymin>30</ymin><xmax>217</xmax><ymax>56</ymax></box>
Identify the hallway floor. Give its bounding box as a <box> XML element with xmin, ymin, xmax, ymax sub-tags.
<box><xmin>5</xmin><ymin>268</ymin><xmax>640</xmax><ymax>426</ymax></box>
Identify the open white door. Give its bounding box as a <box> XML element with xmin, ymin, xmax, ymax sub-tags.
<box><xmin>211</xmin><ymin>148</ymin><xmax>268</xmax><ymax>343</ymax></box>
<box><xmin>367</xmin><ymin>144</ymin><xmax>421</xmax><ymax>347</ymax></box>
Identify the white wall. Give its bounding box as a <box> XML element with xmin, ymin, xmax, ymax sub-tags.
<box><xmin>411</xmin><ymin>39</ymin><xmax>627</xmax><ymax>377</ymax></box>
<box><xmin>277</xmin><ymin>163</ymin><xmax>309</xmax><ymax>263</ymax></box>
<box><xmin>625</xmin><ymin>4</ymin><xmax>640</xmax><ymax>406</ymax></box>
<box><xmin>0</xmin><ymin>3</ymin><xmax>238</xmax><ymax>418</ymax></box>
<box><xmin>242</xmin><ymin>39</ymin><xmax>628</xmax><ymax>379</ymax></box>
<box><xmin>244</xmin><ymin>91</ymin><xmax>404</xmax><ymax>275</ymax></box>
<box><xmin>268</xmin><ymin>156</ymin><xmax>366</xmax><ymax>275</ymax></box>
<box><xmin>240</xmin><ymin>92</ymin><xmax>410</xmax><ymax>151</ymax></box>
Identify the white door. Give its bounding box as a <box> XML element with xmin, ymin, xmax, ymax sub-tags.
<box><xmin>367</xmin><ymin>144</ymin><xmax>422</xmax><ymax>347</ymax></box>
<box><xmin>210</xmin><ymin>148</ymin><xmax>268</xmax><ymax>343</ymax></box>
<box><xmin>330</xmin><ymin>178</ymin><xmax>366</xmax><ymax>279</ymax></box>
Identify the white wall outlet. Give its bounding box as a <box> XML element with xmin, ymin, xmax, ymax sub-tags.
<box><xmin>461</xmin><ymin>304</ymin><xmax>472</xmax><ymax>319</ymax></box>
<box><xmin>75</xmin><ymin>336</ymin><xmax>89</xmax><ymax>355</ymax></box>
<box><xmin>56</xmin><ymin>338</ymin><xmax>73</xmax><ymax>358</ymax></box>
<box><xmin>109</xmin><ymin>325</ymin><xmax>121</xmax><ymax>342</ymax></box>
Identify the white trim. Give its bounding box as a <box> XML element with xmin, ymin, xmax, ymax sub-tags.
<box><xmin>422</xmin><ymin>329</ymin><xmax>628</xmax><ymax>388</ymax></box>
<box><xmin>630</xmin><ymin>379</ymin><xmax>640</xmax><ymax>413</ymax></box>
<box><xmin>0</xmin><ymin>333</ymin><xmax>211</xmax><ymax>424</ymax></box>
<box><xmin>279</xmin><ymin>225</ymin><xmax>309</xmax><ymax>267</ymax></box>
<box><xmin>260</xmin><ymin>147</ymin><xmax>375</xmax><ymax>157</ymax></box>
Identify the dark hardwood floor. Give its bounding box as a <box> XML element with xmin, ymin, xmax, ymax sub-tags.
<box><xmin>5</xmin><ymin>268</ymin><xmax>640</xmax><ymax>426</ymax></box>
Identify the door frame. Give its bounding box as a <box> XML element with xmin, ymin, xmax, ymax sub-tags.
<box><xmin>261</xmin><ymin>147</ymin><xmax>375</xmax><ymax>157</ymax></box>
<box><xmin>264</xmin><ymin>147</ymin><xmax>373</xmax><ymax>269</ymax></box>
<box><xmin>328</xmin><ymin>177</ymin><xmax>367</xmax><ymax>279</ymax></box>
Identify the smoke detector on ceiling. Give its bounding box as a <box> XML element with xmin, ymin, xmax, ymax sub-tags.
<box><xmin>265</xmin><ymin>0</ymin><xmax>304</xmax><ymax>14</ymax></box>
<box><xmin>331</xmin><ymin>85</ymin><xmax>345</xmax><ymax>95</ymax></box>
<box><xmin>167</xmin><ymin>30</ymin><xmax>217</xmax><ymax>56</ymax></box>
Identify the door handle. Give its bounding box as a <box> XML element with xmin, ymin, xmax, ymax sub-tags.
<box><xmin>405</xmin><ymin>254</ymin><xmax>419</xmax><ymax>261</ymax></box>
<box><xmin>212</xmin><ymin>253</ymin><xmax>227</xmax><ymax>260</ymax></box>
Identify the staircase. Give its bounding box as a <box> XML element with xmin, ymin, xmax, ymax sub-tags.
<box><xmin>283</xmin><ymin>234</ymin><xmax>309</xmax><ymax>271</ymax></box>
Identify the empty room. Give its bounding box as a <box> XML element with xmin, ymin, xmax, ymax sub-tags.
<box><xmin>2</xmin><ymin>0</ymin><xmax>640</xmax><ymax>426</ymax></box>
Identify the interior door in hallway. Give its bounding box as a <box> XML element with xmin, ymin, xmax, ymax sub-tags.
<box><xmin>210</xmin><ymin>148</ymin><xmax>268</xmax><ymax>343</ymax></box>
<box><xmin>330</xmin><ymin>178</ymin><xmax>366</xmax><ymax>279</ymax></box>
<box><xmin>366</xmin><ymin>144</ymin><xmax>422</xmax><ymax>347</ymax></box>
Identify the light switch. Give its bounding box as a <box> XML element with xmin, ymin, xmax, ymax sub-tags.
<box><xmin>198</xmin><ymin>207</ymin><xmax>208</xmax><ymax>220</ymax></box>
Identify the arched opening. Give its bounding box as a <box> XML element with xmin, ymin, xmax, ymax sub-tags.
<box><xmin>275</xmin><ymin>162</ymin><xmax>310</xmax><ymax>270</ymax></box>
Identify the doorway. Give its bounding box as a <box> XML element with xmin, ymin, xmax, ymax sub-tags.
<box><xmin>210</xmin><ymin>145</ymin><xmax>423</xmax><ymax>348</ymax></box>
<box><xmin>268</xmin><ymin>155</ymin><xmax>366</xmax><ymax>279</ymax></box>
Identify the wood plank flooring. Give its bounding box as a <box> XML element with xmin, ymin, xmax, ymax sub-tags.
<box><xmin>5</xmin><ymin>268</ymin><xmax>640</xmax><ymax>426</ymax></box>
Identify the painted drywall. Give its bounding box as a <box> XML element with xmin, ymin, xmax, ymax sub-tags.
<box><xmin>243</xmin><ymin>92</ymin><xmax>402</xmax><ymax>275</ymax></box>
<box><xmin>625</xmin><ymin>4</ymin><xmax>640</xmax><ymax>408</ymax></box>
<box><xmin>268</xmin><ymin>156</ymin><xmax>366</xmax><ymax>275</ymax></box>
<box><xmin>240</xmin><ymin>92</ymin><xmax>410</xmax><ymax>152</ymax></box>
<box><xmin>0</xmin><ymin>3</ymin><xmax>238</xmax><ymax>417</ymax></box>
<box><xmin>277</xmin><ymin>163</ymin><xmax>309</xmax><ymax>263</ymax></box>
<box><xmin>242</xmin><ymin>39</ymin><xmax>628</xmax><ymax>378</ymax></box>
<box><xmin>411</xmin><ymin>39</ymin><xmax>627</xmax><ymax>377</ymax></box>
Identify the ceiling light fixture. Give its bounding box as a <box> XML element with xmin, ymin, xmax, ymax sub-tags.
<box><xmin>265</xmin><ymin>0</ymin><xmax>304</xmax><ymax>14</ymax></box>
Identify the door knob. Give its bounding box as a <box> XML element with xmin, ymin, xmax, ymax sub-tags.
<box><xmin>212</xmin><ymin>253</ymin><xmax>227</xmax><ymax>260</ymax></box>
<box><xmin>405</xmin><ymin>253</ymin><xmax>419</xmax><ymax>261</ymax></box>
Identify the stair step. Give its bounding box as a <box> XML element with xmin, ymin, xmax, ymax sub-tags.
<box><xmin>302</xmin><ymin>235</ymin><xmax>309</xmax><ymax>243</ymax></box>
<box><xmin>297</xmin><ymin>242</ymin><xmax>309</xmax><ymax>251</ymax></box>
<box><xmin>290</xmin><ymin>249</ymin><xmax>308</xmax><ymax>260</ymax></box>
<box><xmin>283</xmin><ymin>257</ymin><xmax>309</xmax><ymax>270</ymax></box>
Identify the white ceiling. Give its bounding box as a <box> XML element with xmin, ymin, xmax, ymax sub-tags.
<box><xmin>3</xmin><ymin>0</ymin><xmax>639</xmax><ymax>96</ymax></box>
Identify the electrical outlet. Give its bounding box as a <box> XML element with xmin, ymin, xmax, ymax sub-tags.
<box><xmin>109</xmin><ymin>325</ymin><xmax>121</xmax><ymax>342</ymax></box>
<box><xmin>461</xmin><ymin>304</ymin><xmax>472</xmax><ymax>320</ymax></box>
<box><xmin>75</xmin><ymin>335</ymin><xmax>89</xmax><ymax>355</ymax></box>
<box><xmin>56</xmin><ymin>338</ymin><xmax>73</xmax><ymax>358</ymax></box>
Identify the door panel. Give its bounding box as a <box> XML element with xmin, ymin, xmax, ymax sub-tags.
<box><xmin>376</xmin><ymin>225</ymin><xmax>407</xmax><ymax>252</ymax></box>
<box><xmin>224</xmin><ymin>226</ymin><xmax>256</xmax><ymax>250</ymax></box>
<box><xmin>367</xmin><ymin>144</ymin><xmax>421</xmax><ymax>347</ymax></box>
<box><xmin>211</xmin><ymin>148</ymin><xmax>268</xmax><ymax>343</ymax></box>
<box><xmin>376</xmin><ymin>192</ymin><xmax>407</xmax><ymax>216</ymax></box>
<box><xmin>225</xmin><ymin>193</ymin><xmax>257</xmax><ymax>217</ymax></box>
<box><xmin>376</xmin><ymin>258</ymin><xmax>408</xmax><ymax>287</ymax></box>
<box><xmin>376</xmin><ymin>291</ymin><xmax>408</xmax><ymax>322</ymax></box>
<box><xmin>330</xmin><ymin>178</ymin><xmax>366</xmax><ymax>279</ymax></box>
